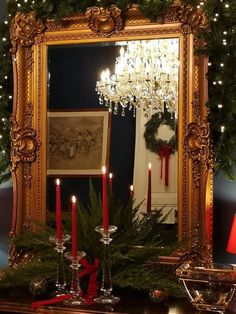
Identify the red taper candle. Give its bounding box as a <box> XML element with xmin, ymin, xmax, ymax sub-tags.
<box><xmin>109</xmin><ymin>173</ymin><xmax>113</xmax><ymax>191</ymax></box>
<box><xmin>147</xmin><ymin>163</ymin><xmax>152</xmax><ymax>214</ymax></box>
<box><xmin>102</xmin><ymin>166</ymin><xmax>109</xmax><ymax>231</ymax></box>
<box><xmin>56</xmin><ymin>179</ymin><xmax>62</xmax><ymax>240</ymax></box>
<box><xmin>71</xmin><ymin>195</ymin><xmax>77</xmax><ymax>258</ymax></box>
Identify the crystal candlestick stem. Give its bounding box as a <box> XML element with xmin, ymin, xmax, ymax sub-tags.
<box><xmin>64</xmin><ymin>251</ymin><xmax>86</xmax><ymax>306</ymax></box>
<box><xmin>49</xmin><ymin>234</ymin><xmax>70</xmax><ymax>296</ymax></box>
<box><xmin>95</xmin><ymin>225</ymin><xmax>120</xmax><ymax>305</ymax></box>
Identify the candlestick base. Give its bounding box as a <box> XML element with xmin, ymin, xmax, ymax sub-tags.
<box><xmin>64</xmin><ymin>251</ymin><xmax>86</xmax><ymax>306</ymax></box>
<box><xmin>95</xmin><ymin>225</ymin><xmax>120</xmax><ymax>305</ymax></box>
<box><xmin>49</xmin><ymin>234</ymin><xmax>70</xmax><ymax>296</ymax></box>
<box><xmin>94</xmin><ymin>293</ymin><xmax>120</xmax><ymax>305</ymax></box>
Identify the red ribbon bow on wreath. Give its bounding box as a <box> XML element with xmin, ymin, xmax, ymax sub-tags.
<box><xmin>32</xmin><ymin>258</ymin><xmax>100</xmax><ymax>310</ymax></box>
<box><xmin>159</xmin><ymin>144</ymin><xmax>173</xmax><ymax>187</ymax></box>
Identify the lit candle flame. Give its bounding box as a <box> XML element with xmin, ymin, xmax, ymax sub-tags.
<box><xmin>56</xmin><ymin>178</ymin><xmax>60</xmax><ymax>186</ymax></box>
<box><xmin>71</xmin><ymin>195</ymin><xmax>77</xmax><ymax>204</ymax></box>
<box><xmin>102</xmin><ymin>166</ymin><xmax>106</xmax><ymax>174</ymax></box>
<box><xmin>130</xmin><ymin>185</ymin><xmax>134</xmax><ymax>192</ymax></box>
<box><xmin>148</xmin><ymin>162</ymin><xmax>152</xmax><ymax>169</ymax></box>
<box><xmin>109</xmin><ymin>173</ymin><xmax>113</xmax><ymax>179</ymax></box>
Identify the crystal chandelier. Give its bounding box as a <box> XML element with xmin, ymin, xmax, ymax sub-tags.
<box><xmin>96</xmin><ymin>38</ymin><xmax>179</xmax><ymax>118</ymax></box>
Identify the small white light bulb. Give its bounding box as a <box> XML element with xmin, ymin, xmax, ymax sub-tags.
<box><xmin>221</xmin><ymin>126</ymin><xmax>225</xmax><ymax>133</ymax></box>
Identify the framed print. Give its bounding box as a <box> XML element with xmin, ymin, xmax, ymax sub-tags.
<box><xmin>47</xmin><ymin>109</ymin><xmax>110</xmax><ymax>175</ymax></box>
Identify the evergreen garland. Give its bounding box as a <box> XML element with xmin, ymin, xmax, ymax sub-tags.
<box><xmin>0</xmin><ymin>184</ymin><xmax>182</xmax><ymax>296</ymax></box>
<box><xmin>0</xmin><ymin>0</ymin><xmax>236</xmax><ymax>180</ymax></box>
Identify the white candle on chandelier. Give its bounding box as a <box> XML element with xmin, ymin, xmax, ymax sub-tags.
<box><xmin>120</xmin><ymin>47</ymin><xmax>125</xmax><ymax>58</ymax></box>
<box><xmin>105</xmin><ymin>68</ymin><xmax>110</xmax><ymax>82</ymax></box>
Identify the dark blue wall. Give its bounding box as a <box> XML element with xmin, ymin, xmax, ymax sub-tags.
<box><xmin>46</xmin><ymin>44</ymin><xmax>136</xmax><ymax>211</ymax></box>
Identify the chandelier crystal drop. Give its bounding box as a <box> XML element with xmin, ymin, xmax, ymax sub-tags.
<box><xmin>96</xmin><ymin>38</ymin><xmax>179</xmax><ymax>118</ymax></box>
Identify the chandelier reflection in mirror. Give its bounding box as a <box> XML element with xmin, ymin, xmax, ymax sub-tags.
<box><xmin>96</xmin><ymin>38</ymin><xmax>179</xmax><ymax>117</ymax></box>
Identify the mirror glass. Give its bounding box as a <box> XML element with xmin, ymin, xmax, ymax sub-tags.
<box><xmin>46</xmin><ymin>38</ymin><xmax>179</xmax><ymax>224</ymax></box>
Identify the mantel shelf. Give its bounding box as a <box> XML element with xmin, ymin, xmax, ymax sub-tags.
<box><xmin>0</xmin><ymin>292</ymin><xmax>195</xmax><ymax>314</ymax></box>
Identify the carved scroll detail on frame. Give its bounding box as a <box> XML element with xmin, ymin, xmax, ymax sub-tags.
<box><xmin>10</xmin><ymin>108</ymin><xmax>41</xmax><ymax>188</ymax></box>
<box><xmin>185</xmin><ymin>93</ymin><xmax>210</xmax><ymax>183</ymax></box>
<box><xmin>165</xmin><ymin>5</ymin><xmax>204</xmax><ymax>34</ymax></box>
<box><xmin>10</xmin><ymin>12</ymin><xmax>45</xmax><ymax>54</ymax></box>
<box><xmin>85</xmin><ymin>5</ymin><xmax>124</xmax><ymax>36</ymax></box>
<box><xmin>10</xmin><ymin>118</ymin><xmax>40</xmax><ymax>170</ymax></box>
<box><xmin>185</xmin><ymin>92</ymin><xmax>211</xmax><ymax>261</ymax></box>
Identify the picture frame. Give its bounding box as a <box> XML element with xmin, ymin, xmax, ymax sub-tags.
<box><xmin>47</xmin><ymin>109</ymin><xmax>110</xmax><ymax>175</ymax></box>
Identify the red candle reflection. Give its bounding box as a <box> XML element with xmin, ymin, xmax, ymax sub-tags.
<box><xmin>56</xmin><ymin>179</ymin><xmax>62</xmax><ymax>240</ymax></box>
<box><xmin>71</xmin><ymin>195</ymin><xmax>77</xmax><ymax>258</ymax></box>
<box><xmin>102</xmin><ymin>166</ymin><xmax>109</xmax><ymax>231</ymax></box>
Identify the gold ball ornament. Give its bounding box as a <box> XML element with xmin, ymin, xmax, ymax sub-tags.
<box><xmin>29</xmin><ymin>277</ymin><xmax>48</xmax><ymax>296</ymax></box>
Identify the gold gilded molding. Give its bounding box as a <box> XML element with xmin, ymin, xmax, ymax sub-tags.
<box><xmin>10</xmin><ymin>5</ymin><xmax>211</xmax><ymax>267</ymax></box>
<box><xmin>186</xmin><ymin>119</ymin><xmax>210</xmax><ymax>166</ymax></box>
<box><xmin>10</xmin><ymin>116</ymin><xmax>41</xmax><ymax>176</ymax></box>
<box><xmin>165</xmin><ymin>5</ymin><xmax>204</xmax><ymax>33</ymax></box>
<box><xmin>185</xmin><ymin>91</ymin><xmax>211</xmax><ymax>261</ymax></box>
<box><xmin>10</xmin><ymin>12</ymin><xmax>45</xmax><ymax>54</ymax></box>
<box><xmin>85</xmin><ymin>5</ymin><xmax>124</xmax><ymax>36</ymax></box>
<box><xmin>185</xmin><ymin>93</ymin><xmax>210</xmax><ymax>175</ymax></box>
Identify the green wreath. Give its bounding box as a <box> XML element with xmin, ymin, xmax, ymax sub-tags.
<box><xmin>144</xmin><ymin>112</ymin><xmax>176</xmax><ymax>155</ymax></box>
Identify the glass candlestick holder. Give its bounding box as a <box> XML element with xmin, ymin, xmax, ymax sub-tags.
<box><xmin>95</xmin><ymin>225</ymin><xmax>120</xmax><ymax>305</ymax></box>
<box><xmin>49</xmin><ymin>234</ymin><xmax>70</xmax><ymax>296</ymax></box>
<box><xmin>64</xmin><ymin>251</ymin><xmax>86</xmax><ymax>306</ymax></box>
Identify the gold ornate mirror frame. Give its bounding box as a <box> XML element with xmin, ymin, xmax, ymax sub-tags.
<box><xmin>9</xmin><ymin>4</ymin><xmax>211</xmax><ymax>259</ymax></box>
